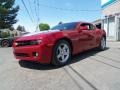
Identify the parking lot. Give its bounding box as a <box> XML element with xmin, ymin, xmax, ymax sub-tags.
<box><xmin>0</xmin><ymin>42</ymin><xmax>120</xmax><ymax>90</ymax></box>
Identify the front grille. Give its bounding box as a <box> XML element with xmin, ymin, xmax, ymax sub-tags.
<box><xmin>15</xmin><ymin>53</ymin><xmax>29</xmax><ymax>57</ymax></box>
<box><xmin>16</xmin><ymin>41</ymin><xmax>31</xmax><ymax>47</ymax></box>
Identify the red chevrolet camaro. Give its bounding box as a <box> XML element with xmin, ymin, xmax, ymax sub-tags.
<box><xmin>13</xmin><ymin>22</ymin><xmax>106</xmax><ymax>66</ymax></box>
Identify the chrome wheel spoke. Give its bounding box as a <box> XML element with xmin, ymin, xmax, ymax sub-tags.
<box><xmin>57</xmin><ymin>54</ymin><xmax>61</xmax><ymax>59</ymax></box>
<box><xmin>58</xmin><ymin>47</ymin><xmax>62</xmax><ymax>52</ymax></box>
<box><xmin>57</xmin><ymin>43</ymin><xmax>70</xmax><ymax>63</ymax></box>
<box><xmin>62</xmin><ymin>55</ymin><xmax>65</xmax><ymax>61</ymax></box>
<box><xmin>64</xmin><ymin>51</ymin><xmax>69</xmax><ymax>55</ymax></box>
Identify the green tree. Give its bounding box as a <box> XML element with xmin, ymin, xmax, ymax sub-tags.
<box><xmin>0</xmin><ymin>0</ymin><xmax>19</xmax><ymax>29</ymax></box>
<box><xmin>39</xmin><ymin>23</ymin><xmax>50</xmax><ymax>31</ymax></box>
<box><xmin>17</xmin><ymin>25</ymin><xmax>26</xmax><ymax>32</ymax></box>
<box><xmin>9</xmin><ymin>26</ymin><xmax>15</xmax><ymax>31</ymax></box>
<box><xmin>22</xmin><ymin>26</ymin><xmax>26</xmax><ymax>32</ymax></box>
<box><xmin>58</xmin><ymin>21</ymin><xmax>63</xmax><ymax>25</ymax></box>
<box><xmin>17</xmin><ymin>25</ymin><xmax>22</xmax><ymax>31</ymax></box>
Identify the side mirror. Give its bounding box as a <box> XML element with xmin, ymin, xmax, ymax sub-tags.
<box><xmin>80</xmin><ymin>26</ymin><xmax>88</xmax><ymax>30</ymax></box>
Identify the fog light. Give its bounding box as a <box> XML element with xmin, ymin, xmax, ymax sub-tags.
<box><xmin>32</xmin><ymin>52</ymin><xmax>39</xmax><ymax>57</ymax></box>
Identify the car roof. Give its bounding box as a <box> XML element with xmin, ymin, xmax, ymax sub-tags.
<box><xmin>62</xmin><ymin>21</ymin><xmax>91</xmax><ymax>24</ymax></box>
<box><xmin>77</xmin><ymin>21</ymin><xmax>92</xmax><ymax>24</ymax></box>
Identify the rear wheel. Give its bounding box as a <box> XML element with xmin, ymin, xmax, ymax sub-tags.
<box><xmin>1</xmin><ymin>40</ymin><xmax>10</xmax><ymax>47</ymax></box>
<box><xmin>52</xmin><ymin>40</ymin><xmax>71</xmax><ymax>66</ymax></box>
<box><xmin>98</xmin><ymin>37</ymin><xmax>106</xmax><ymax>51</ymax></box>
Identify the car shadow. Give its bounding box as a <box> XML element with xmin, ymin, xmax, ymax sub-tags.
<box><xmin>19</xmin><ymin>47</ymin><xmax>109</xmax><ymax>70</ymax></box>
<box><xmin>70</xmin><ymin>48</ymin><xmax>109</xmax><ymax>64</ymax></box>
<box><xmin>19</xmin><ymin>61</ymin><xmax>61</xmax><ymax>70</ymax></box>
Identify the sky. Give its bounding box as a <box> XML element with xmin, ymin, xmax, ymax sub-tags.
<box><xmin>14</xmin><ymin>0</ymin><xmax>102</xmax><ymax>32</ymax></box>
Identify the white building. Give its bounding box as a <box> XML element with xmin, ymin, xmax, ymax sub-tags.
<box><xmin>101</xmin><ymin>0</ymin><xmax>120</xmax><ymax>41</ymax></box>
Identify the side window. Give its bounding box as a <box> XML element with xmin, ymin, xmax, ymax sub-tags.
<box><xmin>80</xmin><ymin>23</ymin><xmax>93</xmax><ymax>30</ymax></box>
<box><xmin>89</xmin><ymin>24</ymin><xmax>95</xmax><ymax>30</ymax></box>
<box><xmin>80</xmin><ymin>23</ymin><xmax>89</xmax><ymax>29</ymax></box>
<box><xmin>80</xmin><ymin>23</ymin><xmax>95</xmax><ymax>30</ymax></box>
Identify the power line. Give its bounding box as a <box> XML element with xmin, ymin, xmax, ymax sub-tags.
<box><xmin>34</xmin><ymin>0</ymin><xmax>40</xmax><ymax>31</ymax></box>
<box><xmin>38</xmin><ymin>3</ymin><xmax>101</xmax><ymax>12</ymax></box>
<box><xmin>37</xmin><ymin>0</ymin><xmax>40</xmax><ymax>22</ymax></box>
<box><xmin>36</xmin><ymin>0</ymin><xmax>40</xmax><ymax>31</ymax></box>
<box><xmin>21</xmin><ymin>0</ymin><xmax>34</xmax><ymax>23</ymax></box>
<box><xmin>28</xmin><ymin>0</ymin><xmax>35</xmax><ymax>22</ymax></box>
<box><xmin>34</xmin><ymin>0</ymin><xmax>39</xmax><ymax>21</ymax></box>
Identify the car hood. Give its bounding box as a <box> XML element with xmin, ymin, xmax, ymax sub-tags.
<box><xmin>15</xmin><ymin>30</ymin><xmax>60</xmax><ymax>41</ymax></box>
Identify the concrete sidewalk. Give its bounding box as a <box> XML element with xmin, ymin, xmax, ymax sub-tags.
<box><xmin>0</xmin><ymin>42</ymin><xmax>120</xmax><ymax>90</ymax></box>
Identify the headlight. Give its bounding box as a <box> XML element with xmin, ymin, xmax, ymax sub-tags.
<box><xmin>14</xmin><ymin>40</ymin><xmax>42</xmax><ymax>46</ymax></box>
<box><xmin>30</xmin><ymin>40</ymin><xmax>42</xmax><ymax>45</ymax></box>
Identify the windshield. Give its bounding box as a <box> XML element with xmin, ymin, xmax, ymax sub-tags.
<box><xmin>51</xmin><ymin>22</ymin><xmax>77</xmax><ymax>30</ymax></box>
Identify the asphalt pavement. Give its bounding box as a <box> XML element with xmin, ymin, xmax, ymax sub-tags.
<box><xmin>0</xmin><ymin>42</ymin><xmax>120</xmax><ymax>90</ymax></box>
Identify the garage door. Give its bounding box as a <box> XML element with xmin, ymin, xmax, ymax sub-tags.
<box><xmin>108</xmin><ymin>17</ymin><xmax>115</xmax><ymax>38</ymax></box>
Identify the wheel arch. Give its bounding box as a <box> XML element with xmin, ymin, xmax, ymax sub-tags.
<box><xmin>0</xmin><ymin>39</ymin><xmax>10</xmax><ymax>47</ymax></box>
<box><xmin>54</xmin><ymin>37</ymin><xmax>73</xmax><ymax>53</ymax></box>
<box><xmin>1</xmin><ymin>39</ymin><xmax>10</xmax><ymax>43</ymax></box>
<box><xmin>103</xmin><ymin>35</ymin><xmax>106</xmax><ymax>40</ymax></box>
<box><xmin>51</xmin><ymin>37</ymin><xmax>73</xmax><ymax>65</ymax></box>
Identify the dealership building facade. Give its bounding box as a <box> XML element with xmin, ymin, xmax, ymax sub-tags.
<box><xmin>102</xmin><ymin>0</ymin><xmax>120</xmax><ymax>41</ymax></box>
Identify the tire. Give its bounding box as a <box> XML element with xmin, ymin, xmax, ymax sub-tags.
<box><xmin>52</xmin><ymin>40</ymin><xmax>72</xmax><ymax>66</ymax></box>
<box><xmin>1</xmin><ymin>40</ymin><xmax>10</xmax><ymax>47</ymax></box>
<box><xmin>98</xmin><ymin>37</ymin><xmax>106</xmax><ymax>51</ymax></box>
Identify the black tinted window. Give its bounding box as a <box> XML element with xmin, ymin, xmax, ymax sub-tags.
<box><xmin>51</xmin><ymin>22</ymin><xmax>77</xmax><ymax>30</ymax></box>
<box><xmin>89</xmin><ymin>24</ymin><xmax>95</xmax><ymax>30</ymax></box>
<box><xmin>81</xmin><ymin>23</ymin><xmax>95</xmax><ymax>30</ymax></box>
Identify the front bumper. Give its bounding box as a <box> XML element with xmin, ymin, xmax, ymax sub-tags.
<box><xmin>13</xmin><ymin>45</ymin><xmax>53</xmax><ymax>64</ymax></box>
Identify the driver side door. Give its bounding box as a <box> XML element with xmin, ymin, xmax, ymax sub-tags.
<box><xmin>78</xmin><ymin>23</ymin><xmax>96</xmax><ymax>51</ymax></box>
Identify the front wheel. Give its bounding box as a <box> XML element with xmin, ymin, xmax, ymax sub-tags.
<box><xmin>52</xmin><ymin>40</ymin><xmax>71</xmax><ymax>66</ymax></box>
<box><xmin>98</xmin><ymin>37</ymin><xmax>106</xmax><ymax>51</ymax></box>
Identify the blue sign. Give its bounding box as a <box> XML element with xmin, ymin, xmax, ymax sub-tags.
<box><xmin>101</xmin><ymin>0</ymin><xmax>116</xmax><ymax>8</ymax></box>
